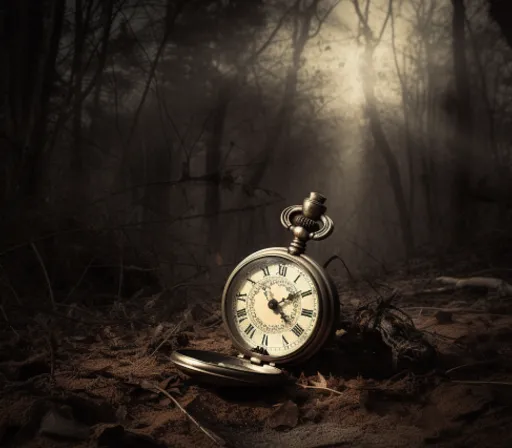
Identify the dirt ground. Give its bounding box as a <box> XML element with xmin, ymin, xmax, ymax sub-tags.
<box><xmin>3</xmin><ymin>242</ymin><xmax>512</xmax><ymax>447</ymax></box>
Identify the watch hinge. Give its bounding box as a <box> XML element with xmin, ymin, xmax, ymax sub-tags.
<box><xmin>238</xmin><ymin>353</ymin><xmax>270</xmax><ymax>366</ymax></box>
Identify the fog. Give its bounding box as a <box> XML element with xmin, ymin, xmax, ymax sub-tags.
<box><xmin>2</xmin><ymin>0</ymin><xmax>512</xmax><ymax>294</ymax></box>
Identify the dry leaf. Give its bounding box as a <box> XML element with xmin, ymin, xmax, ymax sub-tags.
<box><xmin>215</xmin><ymin>253</ymin><xmax>223</xmax><ymax>266</ymax></box>
<box><xmin>310</xmin><ymin>371</ymin><xmax>328</xmax><ymax>388</ymax></box>
<box><xmin>297</xmin><ymin>372</ymin><xmax>308</xmax><ymax>385</ymax></box>
<box><xmin>267</xmin><ymin>400</ymin><xmax>299</xmax><ymax>429</ymax></box>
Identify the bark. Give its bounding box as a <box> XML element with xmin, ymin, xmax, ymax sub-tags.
<box><xmin>451</xmin><ymin>0</ymin><xmax>473</xmax><ymax>241</ymax></box>
<box><xmin>204</xmin><ymin>79</ymin><xmax>232</xmax><ymax>256</ymax></box>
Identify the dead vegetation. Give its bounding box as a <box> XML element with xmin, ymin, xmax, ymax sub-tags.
<box><xmin>3</xmin><ymin>238</ymin><xmax>512</xmax><ymax>448</ymax></box>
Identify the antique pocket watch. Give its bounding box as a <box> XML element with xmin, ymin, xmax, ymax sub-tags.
<box><xmin>171</xmin><ymin>192</ymin><xmax>340</xmax><ymax>387</ymax></box>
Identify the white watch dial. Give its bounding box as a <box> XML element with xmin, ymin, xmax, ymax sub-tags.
<box><xmin>228</xmin><ymin>258</ymin><xmax>320</xmax><ymax>356</ymax></box>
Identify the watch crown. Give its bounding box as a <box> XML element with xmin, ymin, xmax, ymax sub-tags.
<box><xmin>280</xmin><ymin>192</ymin><xmax>334</xmax><ymax>255</ymax></box>
<box><xmin>302</xmin><ymin>192</ymin><xmax>326</xmax><ymax>220</ymax></box>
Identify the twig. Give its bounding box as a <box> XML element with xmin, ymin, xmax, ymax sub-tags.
<box><xmin>404</xmin><ymin>306</ymin><xmax>509</xmax><ymax>316</ymax></box>
<box><xmin>323</xmin><ymin>255</ymin><xmax>355</xmax><ymax>281</ymax></box>
<box><xmin>446</xmin><ymin>360</ymin><xmax>498</xmax><ymax>375</ymax></box>
<box><xmin>0</xmin><ymin>304</ymin><xmax>20</xmax><ymax>339</ymax></box>
<box><xmin>34</xmin><ymin>315</ymin><xmax>56</xmax><ymax>384</ymax></box>
<box><xmin>452</xmin><ymin>380</ymin><xmax>512</xmax><ymax>387</ymax></box>
<box><xmin>297</xmin><ymin>382</ymin><xmax>377</xmax><ymax>392</ymax></box>
<box><xmin>0</xmin><ymin>263</ymin><xmax>21</xmax><ymax>304</ymax></box>
<box><xmin>401</xmin><ymin>286</ymin><xmax>457</xmax><ymax>297</ymax></box>
<box><xmin>149</xmin><ymin>323</ymin><xmax>181</xmax><ymax>357</ymax></box>
<box><xmin>297</xmin><ymin>384</ymin><xmax>344</xmax><ymax>395</ymax></box>
<box><xmin>65</xmin><ymin>256</ymin><xmax>95</xmax><ymax>302</ymax></box>
<box><xmin>140</xmin><ymin>380</ymin><xmax>226</xmax><ymax>446</ymax></box>
<box><xmin>117</xmin><ymin>244</ymin><xmax>124</xmax><ymax>299</ymax></box>
<box><xmin>1</xmin><ymin>199</ymin><xmax>283</xmax><ymax>257</ymax></box>
<box><xmin>30</xmin><ymin>242</ymin><xmax>56</xmax><ymax>310</ymax></box>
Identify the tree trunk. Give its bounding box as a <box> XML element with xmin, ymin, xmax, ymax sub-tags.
<box><xmin>1</xmin><ymin>0</ymin><xmax>64</xmax><ymax>221</ymax></box>
<box><xmin>360</xmin><ymin>44</ymin><xmax>414</xmax><ymax>259</ymax></box>
<box><xmin>71</xmin><ymin>0</ymin><xmax>85</xmax><ymax>210</ymax></box>
<box><xmin>204</xmin><ymin>79</ymin><xmax>232</xmax><ymax>259</ymax></box>
<box><xmin>90</xmin><ymin>0</ymin><xmax>114</xmax><ymax>134</ymax></box>
<box><xmin>423</xmin><ymin>39</ymin><xmax>438</xmax><ymax>239</ymax></box>
<box><xmin>451</xmin><ymin>0</ymin><xmax>473</xmax><ymax>241</ymax></box>
<box><xmin>247</xmin><ymin>0</ymin><xmax>317</xmax><ymax>188</ymax></box>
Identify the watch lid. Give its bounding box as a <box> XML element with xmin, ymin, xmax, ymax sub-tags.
<box><xmin>170</xmin><ymin>349</ymin><xmax>286</xmax><ymax>387</ymax></box>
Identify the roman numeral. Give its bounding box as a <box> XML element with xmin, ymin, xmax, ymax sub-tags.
<box><xmin>294</xmin><ymin>274</ymin><xmax>301</xmax><ymax>283</ymax></box>
<box><xmin>282</xmin><ymin>335</ymin><xmax>289</xmax><ymax>346</ymax></box>
<box><xmin>301</xmin><ymin>309</ymin><xmax>313</xmax><ymax>318</ymax></box>
<box><xmin>236</xmin><ymin>293</ymin><xmax>247</xmax><ymax>302</ymax></box>
<box><xmin>301</xmin><ymin>290</ymin><xmax>312</xmax><ymax>298</ymax></box>
<box><xmin>244</xmin><ymin>323</ymin><xmax>256</xmax><ymax>339</ymax></box>
<box><xmin>278</xmin><ymin>265</ymin><xmax>288</xmax><ymax>276</ymax></box>
<box><xmin>237</xmin><ymin>309</ymin><xmax>247</xmax><ymax>323</ymax></box>
<box><xmin>261</xmin><ymin>266</ymin><xmax>270</xmax><ymax>276</ymax></box>
<box><xmin>261</xmin><ymin>334</ymin><xmax>269</xmax><ymax>346</ymax></box>
<box><xmin>292</xmin><ymin>324</ymin><xmax>304</xmax><ymax>337</ymax></box>
<box><xmin>247</xmin><ymin>278</ymin><xmax>256</xmax><ymax>284</ymax></box>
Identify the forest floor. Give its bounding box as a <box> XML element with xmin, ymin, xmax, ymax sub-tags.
<box><xmin>2</xmin><ymin>235</ymin><xmax>512</xmax><ymax>447</ymax></box>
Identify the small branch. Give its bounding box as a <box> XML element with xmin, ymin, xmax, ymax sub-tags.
<box><xmin>140</xmin><ymin>380</ymin><xmax>226</xmax><ymax>446</ymax></box>
<box><xmin>323</xmin><ymin>255</ymin><xmax>355</xmax><ymax>281</ymax></box>
<box><xmin>1</xmin><ymin>199</ymin><xmax>283</xmax><ymax>257</ymax></box>
<box><xmin>308</xmin><ymin>0</ymin><xmax>342</xmax><ymax>39</ymax></box>
<box><xmin>65</xmin><ymin>256</ymin><xmax>95</xmax><ymax>303</ymax></box>
<box><xmin>297</xmin><ymin>384</ymin><xmax>344</xmax><ymax>395</ymax></box>
<box><xmin>451</xmin><ymin>380</ymin><xmax>512</xmax><ymax>387</ymax></box>
<box><xmin>436</xmin><ymin>276</ymin><xmax>512</xmax><ymax>296</ymax></box>
<box><xmin>445</xmin><ymin>360</ymin><xmax>498</xmax><ymax>375</ymax></box>
<box><xmin>30</xmin><ymin>243</ymin><xmax>56</xmax><ymax>310</ymax></box>
<box><xmin>404</xmin><ymin>307</ymin><xmax>508</xmax><ymax>315</ymax></box>
<box><xmin>401</xmin><ymin>287</ymin><xmax>457</xmax><ymax>297</ymax></box>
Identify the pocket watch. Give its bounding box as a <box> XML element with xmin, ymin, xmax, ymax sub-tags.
<box><xmin>171</xmin><ymin>192</ymin><xmax>340</xmax><ymax>387</ymax></box>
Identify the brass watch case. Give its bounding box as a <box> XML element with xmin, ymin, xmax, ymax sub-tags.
<box><xmin>222</xmin><ymin>247</ymin><xmax>340</xmax><ymax>366</ymax></box>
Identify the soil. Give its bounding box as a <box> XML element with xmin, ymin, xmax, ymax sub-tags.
<box><xmin>2</xmin><ymin>246</ymin><xmax>512</xmax><ymax>447</ymax></box>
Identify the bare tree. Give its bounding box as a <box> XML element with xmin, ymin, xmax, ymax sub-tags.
<box><xmin>247</xmin><ymin>0</ymin><xmax>337</xmax><ymax>188</ymax></box>
<box><xmin>1</xmin><ymin>0</ymin><xmax>65</xmax><ymax>203</ymax></box>
<box><xmin>450</xmin><ymin>0</ymin><xmax>473</xmax><ymax>240</ymax></box>
<box><xmin>352</xmin><ymin>0</ymin><xmax>414</xmax><ymax>258</ymax></box>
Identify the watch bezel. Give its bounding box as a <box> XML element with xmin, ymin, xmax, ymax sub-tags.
<box><xmin>221</xmin><ymin>247</ymin><xmax>338</xmax><ymax>366</ymax></box>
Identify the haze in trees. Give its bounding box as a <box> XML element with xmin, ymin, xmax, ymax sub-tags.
<box><xmin>3</xmin><ymin>1</ymin><xmax>512</xmax><ymax>447</ymax></box>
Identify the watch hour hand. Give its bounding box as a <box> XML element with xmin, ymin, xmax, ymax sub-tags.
<box><xmin>278</xmin><ymin>292</ymin><xmax>298</xmax><ymax>305</ymax></box>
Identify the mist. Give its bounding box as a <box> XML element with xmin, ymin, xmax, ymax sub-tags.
<box><xmin>2</xmin><ymin>1</ymin><xmax>512</xmax><ymax>446</ymax></box>
<box><xmin>3</xmin><ymin>0</ymin><xmax>511</xmax><ymax>290</ymax></box>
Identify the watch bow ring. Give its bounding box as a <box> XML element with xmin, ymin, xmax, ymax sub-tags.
<box><xmin>280</xmin><ymin>192</ymin><xmax>334</xmax><ymax>255</ymax></box>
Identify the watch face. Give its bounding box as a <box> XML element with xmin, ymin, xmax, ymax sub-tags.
<box><xmin>224</xmin><ymin>256</ymin><xmax>320</xmax><ymax>357</ymax></box>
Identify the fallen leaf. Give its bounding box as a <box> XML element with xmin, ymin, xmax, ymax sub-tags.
<box><xmin>310</xmin><ymin>372</ymin><xmax>328</xmax><ymax>388</ymax></box>
<box><xmin>267</xmin><ymin>400</ymin><xmax>299</xmax><ymax>429</ymax></box>
<box><xmin>215</xmin><ymin>253</ymin><xmax>223</xmax><ymax>266</ymax></box>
